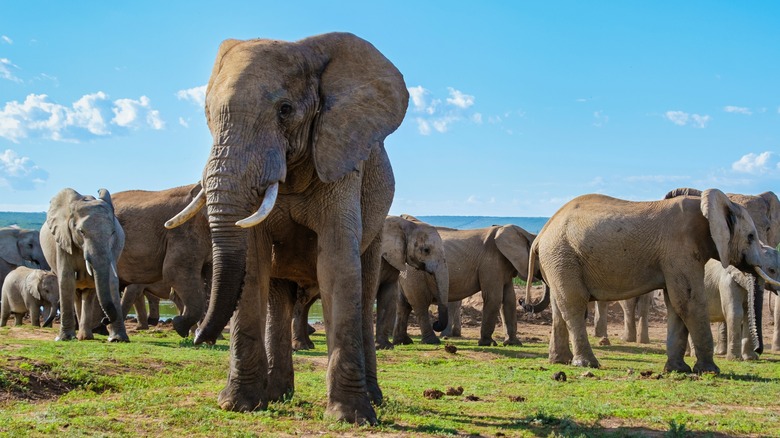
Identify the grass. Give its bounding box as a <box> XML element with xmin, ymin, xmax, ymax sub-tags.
<box><xmin>1</xmin><ymin>324</ymin><xmax>780</xmax><ymax>437</ymax></box>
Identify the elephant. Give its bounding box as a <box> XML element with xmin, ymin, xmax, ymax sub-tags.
<box><xmin>1</xmin><ymin>266</ymin><xmax>59</xmax><ymax>327</ymax></box>
<box><xmin>125</xmin><ymin>282</ymin><xmax>186</xmax><ymax>330</ymax></box>
<box><xmin>164</xmin><ymin>33</ymin><xmax>408</xmax><ymax>424</ymax></box>
<box><xmin>112</xmin><ymin>184</ymin><xmax>212</xmax><ymax>337</ymax></box>
<box><xmin>592</xmin><ymin>293</ymin><xmax>654</xmax><ymax>344</ymax></box>
<box><xmin>0</xmin><ymin>227</ymin><xmax>50</xmax><ymax>297</ymax></box>
<box><xmin>665</xmin><ymin>188</ymin><xmax>780</xmax><ymax>351</ymax></box>
<box><xmin>523</xmin><ymin>189</ymin><xmax>780</xmax><ymax>373</ymax></box>
<box><xmin>395</xmin><ymin>224</ymin><xmax>537</xmax><ymax>347</ymax></box>
<box><xmin>701</xmin><ymin>243</ymin><xmax>780</xmax><ymax>360</ymax></box>
<box><xmin>40</xmin><ymin>188</ymin><xmax>128</xmax><ymax>342</ymax></box>
<box><xmin>291</xmin><ymin>215</ymin><xmax>449</xmax><ymax>350</ymax></box>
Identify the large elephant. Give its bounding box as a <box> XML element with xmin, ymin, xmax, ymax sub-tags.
<box><xmin>396</xmin><ymin>224</ymin><xmax>536</xmax><ymax>347</ymax></box>
<box><xmin>1</xmin><ymin>266</ymin><xmax>59</xmax><ymax>327</ymax></box>
<box><xmin>0</xmin><ymin>227</ymin><xmax>50</xmax><ymax>296</ymax></box>
<box><xmin>112</xmin><ymin>184</ymin><xmax>212</xmax><ymax>337</ymax></box>
<box><xmin>666</xmin><ymin>188</ymin><xmax>780</xmax><ymax>351</ymax></box>
<box><xmin>702</xmin><ymin>244</ymin><xmax>780</xmax><ymax>360</ymax></box>
<box><xmin>523</xmin><ymin>189</ymin><xmax>780</xmax><ymax>373</ymax></box>
<box><xmin>165</xmin><ymin>33</ymin><xmax>408</xmax><ymax>424</ymax></box>
<box><xmin>40</xmin><ymin>188</ymin><xmax>128</xmax><ymax>342</ymax></box>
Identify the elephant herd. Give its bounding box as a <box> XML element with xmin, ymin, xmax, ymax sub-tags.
<box><xmin>2</xmin><ymin>32</ymin><xmax>780</xmax><ymax>425</ymax></box>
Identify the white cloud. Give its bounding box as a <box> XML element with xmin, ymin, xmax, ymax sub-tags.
<box><xmin>408</xmin><ymin>86</ymin><xmax>428</xmax><ymax>112</ymax></box>
<box><xmin>178</xmin><ymin>117</ymin><xmax>189</xmax><ymax>128</ymax></box>
<box><xmin>664</xmin><ymin>110</ymin><xmax>710</xmax><ymax>128</ymax></box>
<box><xmin>0</xmin><ymin>58</ymin><xmax>22</xmax><ymax>83</ymax></box>
<box><xmin>432</xmin><ymin>116</ymin><xmax>460</xmax><ymax>133</ymax></box>
<box><xmin>471</xmin><ymin>113</ymin><xmax>483</xmax><ymax>124</ymax></box>
<box><xmin>0</xmin><ymin>93</ymin><xmax>164</xmax><ymax>143</ymax></box>
<box><xmin>446</xmin><ymin>87</ymin><xmax>474</xmax><ymax>109</ymax></box>
<box><xmin>723</xmin><ymin>105</ymin><xmax>752</xmax><ymax>115</ymax></box>
<box><xmin>1</xmin><ymin>35</ymin><xmax>12</xmax><ymax>45</ymax></box>
<box><xmin>176</xmin><ymin>85</ymin><xmax>207</xmax><ymax>107</ymax></box>
<box><xmin>593</xmin><ymin>110</ymin><xmax>609</xmax><ymax>127</ymax></box>
<box><xmin>415</xmin><ymin>118</ymin><xmax>431</xmax><ymax>135</ymax></box>
<box><xmin>732</xmin><ymin>152</ymin><xmax>774</xmax><ymax>174</ymax></box>
<box><xmin>0</xmin><ymin>149</ymin><xmax>48</xmax><ymax>190</ymax></box>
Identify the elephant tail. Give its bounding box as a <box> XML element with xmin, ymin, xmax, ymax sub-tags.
<box><xmin>664</xmin><ymin>187</ymin><xmax>702</xmax><ymax>199</ymax></box>
<box><xmin>520</xmin><ymin>239</ymin><xmax>547</xmax><ymax>313</ymax></box>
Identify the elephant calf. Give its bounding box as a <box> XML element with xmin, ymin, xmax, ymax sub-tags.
<box><xmin>1</xmin><ymin>266</ymin><xmax>59</xmax><ymax>327</ymax></box>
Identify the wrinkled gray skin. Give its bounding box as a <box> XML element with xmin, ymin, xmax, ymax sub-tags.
<box><xmin>291</xmin><ymin>215</ymin><xmax>449</xmax><ymax>351</ymax></box>
<box><xmin>396</xmin><ymin>224</ymin><xmax>535</xmax><ymax>347</ymax></box>
<box><xmin>166</xmin><ymin>33</ymin><xmax>408</xmax><ymax>424</ymax></box>
<box><xmin>0</xmin><ymin>227</ymin><xmax>50</xmax><ymax>301</ymax></box>
<box><xmin>524</xmin><ymin>189</ymin><xmax>772</xmax><ymax>374</ymax></box>
<box><xmin>666</xmin><ymin>188</ymin><xmax>780</xmax><ymax>352</ymax></box>
<box><xmin>40</xmin><ymin>188</ymin><xmax>127</xmax><ymax>342</ymax></box>
<box><xmin>1</xmin><ymin>266</ymin><xmax>59</xmax><ymax>327</ymax></box>
<box><xmin>113</xmin><ymin>184</ymin><xmax>212</xmax><ymax>337</ymax></box>
<box><xmin>701</xmin><ymin>245</ymin><xmax>780</xmax><ymax>360</ymax></box>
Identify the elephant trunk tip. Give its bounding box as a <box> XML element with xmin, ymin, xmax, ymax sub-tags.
<box><xmin>102</xmin><ymin>303</ymin><xmax>119</xmax><ymax>324</ymax></box>
<box><xmin>193</xmin><ymin>326</ymin><xmax>219</xmax><ymax>346</ymax></box>
<box><xmin>432</xmin><ymin>305</ymin><xmax>448</xmax><ymax>332</ymax></box>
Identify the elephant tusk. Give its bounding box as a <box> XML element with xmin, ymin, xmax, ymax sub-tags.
<box><xmin>754</xmin><ymin>266</ymin><xmax>780</xmax><ymax>288</ymax></box>
<box><xmin>111</xmin><ymin>262</ymin><xmax>118</xmax><ymax>279</ymax></box>
<box><xmin>85</xmin><ymin>260</ymin><xmax>94</xmax><ymax>277</ymax></box>
<box><xmin>236</xmin><ymin>183</ymin><xmax>279</xmax><ymax>228</ymax></box>
<box><xmin>165</xmin><ymin>188</ymin><xmax>206</xmax><ymax>229</ymax></box>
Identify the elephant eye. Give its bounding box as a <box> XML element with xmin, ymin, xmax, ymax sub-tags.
<box><xmin>423</xmin><ymin>247</ymin><xmax>431</xmax><ymax>255</ymax></box>
<box><xmin>747</xmin><ymin>233</ymin><xmax>755</xmax><ymax>243</ymax></box>
<box><xmin>278</xmin><ymin>102</ymin><xmax>294</xmax><ymax>120</ymax></box>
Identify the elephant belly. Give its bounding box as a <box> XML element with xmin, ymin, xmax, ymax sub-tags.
<box><xmin>585</xmin><ymin>269</ymin><xmax>664</xmax><ymax>302</ymax></box>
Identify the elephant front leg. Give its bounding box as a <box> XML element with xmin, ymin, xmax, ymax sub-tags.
<box><xmin>636</xmin><ymin>293</ymin><xmax>652</xmax><ymax>344</ymax></box>
<box><xmin>133</xmin><ymin>292</ymin><xmax>149</xmax><ymax>330</ymax></box>
<box><xmin>441</xmin><ymin>301</ymin><xmax>462</xmax><ymax>337</ymax></box>
<box><xmin>218</xmin><ymin>232</ymin><xmax>270</xmax><ymax>412</ymax></box>
<box><xmin>77</xmin><ymin>290</ymin><xmax>95</xmax><ymax>341</ymax></box>
<box><xmin>772</xmin><ymin>293</ymin><xmax>780</xmax><ymax>352</ymax></box>
<box><xmin>620</xmin><ymin>298</ymin><xmax>638</xmax><ymax>342</ymax></box>
<box><xmin>318</xmin><ymin>227</ymin><xmax>376</xmax><ymax>425</ymax></box>
<box><xmin>501</xmin><ymin>282</ymin><xmax>522</xmax><ymax>346</ymax></box>
<box><xmin>55</xmin><ymin>261</ymin><xmax>77</xmax><ymax>341</ymax></box>
<box><xmin>375</xmin><ymin>280</ymin><xmax>398</xmax><ymax>350</ymax></box>
<box><xmin>392</xmin><ymin>293</ymin><xmax>414</xmax><ymax>345</ymax></box>
<box><xmin>291</xmin><ymin>291</ymin><xmax>316</xmax><ymax>351</ymax></box>
<box><xmin>361</xmin><ymin>235</ymin><xmax>383</xmax><ymax>406</ymax></box>
<box><xmin>266</xmin><ymin>279</ymin><xmax>297</xmax><ymax>401</ymax></box>
<box><xmin>593</xmin><ymin>301</ymin><xmax>609</xmax><ymax>340</ymax></box>
<box><xmin>29</xmin><ymin>304</ymin><xmax>42</xmax><ymax>327</ymax></box>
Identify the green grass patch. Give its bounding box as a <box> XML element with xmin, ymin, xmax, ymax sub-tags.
<box><xmin>1</xmin><ymin>325</ymin><xmax>779</xmax><ymax>436</ymax></box>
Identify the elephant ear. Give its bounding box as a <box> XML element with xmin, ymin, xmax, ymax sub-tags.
<box><xmin>495</xmin><ymin>225</ymin><xmax>534</xmax><ymax>280</ymax></box>
<box><xmin>400</xmin><ymin>214</ymin><xmax>422</xmax><ymax>223</ymax></box>
<box><xmin>97</xmin><ymin>188</ymin><xmax>115</xmax><ymax>215</ymax></box>
<box><xmin>701</xmin><ymin>189</ymin><xmax>738</xmax><ymax>269</ymax></box>
<box><xmin>0</xmin><ymin>227</ymin><xmax>25</xmax><ymax>266</ymax></box>
<box><xmin>26</xmin><ymin>271</ymin><xmax>43</xmax><ymax>301</ymax></box>
<box><xmin>759</xmin><ymin>191</ymin><xmax>780</xmax><ymax>247</ymax></box>
<box><xmin>382</xmin><ymin>216</ymin><xmax>409</xmax><ymax>272</ymax></box>
<box><xmin>302</xmin><ymin>32</ymin><xmax>409</xmax><ymax>183</ymax></box>
<box><xmin>204</xmin><ymin>39</ymin><xmax>242</xmax><ymax>125</ymax></box>
<box><xmin>45</xmin><ymin>188</ymin><xmax>81</xmax><ymax>255</ymax></box>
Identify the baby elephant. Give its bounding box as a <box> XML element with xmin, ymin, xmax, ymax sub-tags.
<box><xmin>1</xmin><ymin>266</ymin><xmax>60</xmax><ymax>327</ymax></box>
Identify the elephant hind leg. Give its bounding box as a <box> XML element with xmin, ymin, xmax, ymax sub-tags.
<box><xmin>663</xmin><ymin>291</ymin><xmax>693</xmax><ymax>373</ymax></box>
<box><xmin>549</xmin><ymin>293</ymin><xmax>573</xmax><ymax>364</ymax></box>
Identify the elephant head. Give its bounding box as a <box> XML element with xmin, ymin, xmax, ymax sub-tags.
<box><xmin>166</xmin><ymin>32</ymin><xmax>408</xmax><ymax>344</ymax></box>
<box><xmin>45</xmin><ymin>188</ymin><xmax>125</xmax><ymax>323</ymax></box>
<box><xmin>384</xmin><ymin>215</ymin><xmax>449</xmax><ymax>331</ymax></box>
<box><xmin>27</xmin><ymin>270</ymin><xmax>60</xmax><ymax>327</ymax></box>
<box><xmin>0</xmin><ymin>227</ymin><xmax>49</xmax><ymax>270</ymax></box>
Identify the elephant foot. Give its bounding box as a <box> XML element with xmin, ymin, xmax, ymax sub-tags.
<box><xmin>147</xmin><ymin>317</ymin><xmax>159</xmax><ymax>326</ymax></box>
<box><xmin>393</xmin><ymin>334</ymin><xmax>414</xmax><ymax>345</ymax></box>
<box><xmin>621</xmin><ymin>333</ymin><xmax>637</xmax><ymax>343</ymax></box>
<box><xmin>478</xmin><ymin>338</ymin><xmax>498</xmax><ymax>347</ymax></box>
<box><xmin>135</xmin><ymin>324</ymin><xmax>149</xmax><ymax>331</ymax></box>
<box><xmin>742</xmin><ymin>351</ymin><xmax>759</xmax><ymax>361</ymax></box>
<box><xmin>572</xmin><ymin>355</ymin><xmax>600</xmax><ymax>368</ymax></box>
<box><xmin>325</xmin><ymin>397</ymin><xmax>377</xmax><ymax>426</ymax></box>
<box><xmin>92</xmin><ymin>324</ymin><xmax>109</xmax><ymax>336</ymax></box>
<box><xmin>692</xmin><ymin>360</ymin><xmax>720</xmax><ymax>375</ymax></box>
<box><xmin>549</xmin><ymin>351</ymin><xmax>573</xmax><ymax>365</ymax></box>
<box><xmin>639</xmin><ymin>335</ymin><xmax>650</xmax><ymax>344</ymax></box>
<box><xmin>77</xmin><ymin>332</ymin><xmax>94</xmax><ymax>341</ymax></box>
<box><xmin>108</xmin><ymin>333</ymin><xmax>130</xmax><ymax>343</ymax></box>
<box><xmin>714</xmin><ymin>345</ymin><xmax>727</xmax><ymax>356</ymax></box>
<box><xmin>420</xmin><ymin>335</ymin><xmax>441</xmax><ymax>345</ymax></box>
<box><xmin>503</xmin><ymin>337</ymin><xmax>522</xmax><ymax>346</ymax></box>
<box><xmin>173</xmin><ymin>316</ymin><xmax>193</xmax><ymax>338</ymax></box>
<box><xmin>55</xmin><ymin>331</ymin><xmax>77</xmax><ymax>341</ymax></box>
<box><xmin>266</xmin><ymin>380</ymin><xmax>294</xmax><ymax>402</ymax></box>
<box><xmin>440</xmin><ymin>328</ymin><xmax>461</xmax><ymax>338</ymax></box>
<box><xmin>598</xmin><ymin>337</ymin><xmax>611</xmax><ymax>346</ymax></box>
<box><xmin>663</xmin><ymin>358</ymin><xmax>693</xmax><ymax>374</ymax></box>
<box><xmin>292</xmin><ymin>338</ymin><xmax>315</xmax><ymax>351</ymax></box>
<box><xmin>375</xmin><ymin>339</ymin><xmax>394</xmax><ymax>350</ymax></box>
<box><xmin>367</xmin><ymin>382</ymin><xmax>383</xmax><ymax>406</ymax></box>
<box><xmin>218</xmin><ymin>381</ymin><xmax>268</xmax><ymax>412</ymax></box>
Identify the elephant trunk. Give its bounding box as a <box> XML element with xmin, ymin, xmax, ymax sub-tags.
<box><xmin>43</xmin><ymin>302</ymin><xmax>59</xmax><ymax>328</ymax></box>
<box><xmin>87</xmin><ymin>254</ymin><xmax>119</xmax><ymax>323</ymax></box>
<box><xmin>430</xmin><ymin>262</ymin><xmax>449</xmax><ymax>332</ymax></box>
<box><xmin>749</xmin><ymin>274</ymin><xmax>764</xmax><ymax>355</ymax></box>
<box><xmin>521</xmin><ymin>284</ymin><xmax>551</xmax><ymax>313</ymax></box>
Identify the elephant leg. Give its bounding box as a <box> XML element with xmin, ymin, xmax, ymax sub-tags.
<box><xmin>14</xmin><ymin>312</ymin><xmax>24</xmax><ymax>325</ymax></box>
<box><xmin>662</xmin><ymin>291</ymin><xmax>693</xmax><ymax>373</ymax></box>
<box><xmin>55</xmin><ymin>264</ymin><xmax>77</xmax><ymax>341</ymax></box>
<box><xmin>105</xmin><ymin>275</ymin><xmax>129</xmax><ymax>343</ymax></box>
<box><xmin>414</xmin><ymin>301</ymin><xmax>440</xmax><ymax>345</ymax></box>
<box><xmin>166</xmin><ymin>264</ymin><xmax>207</xmax><ymax>338</ymax></box>
<box><xmin>147</xmin><ymin>293</ymin><xmax>160</xmax><ymax>326</ymax></box>
<box><xmin>218</xmin><ymin>229</ymin><xmax>270</xmax><ymax>413</ymax></box>
<box><xmin>548</xmin><ymin>292</ymin><xmax>574</xmax><ymax>364</ymax></box>
<box><xmin>772</xmin><ymin>292</ymin><xmax>780</xmax><ymax>352</ymax></box>
<box><xmin>0</xmin><ymin>299</ymin><xmax>10</xmax><ymax>326</ymax></box>
<box><xmin>374</xmin><ymin>279</ymin><xmax>397</xmax><ymax>350</ymax></box>
<box><xmin>593</xmin><ymin>301</ymin><xmax>608</xmax><ymax>339</ymax></box>
<box><xmin>77</xmin><ymin>290</ymin><xmax>95</xmax><ymax>341</ymax></box>
<box><xmin>714</xmin><ymin>322</ymin><xmax>728</xmax><ymax>356</ymax></box>
<box><xmin>620</xmin><ymin>298</ymin><xmax>638</xmax><ymax>342</ymax></box>
<box><xmin>29</xmin><ymin>304</ymin><xmax>41</xmax><ymax>327</ymax></box>
<box><xmin>636</xmin><ymin>293</ymin><xmax>651</xmax><ymax>344</ymax></box>
<box><xmin>360</xmin><ymin>235</ymin><xmax>383</xmax><ymax>406</ymax></box>
<box><xmin>292</xmin><ymin>292</ymin><xmax>316</xmax><ymax>351</ymax></box>
<box><xmin>477</xmin><ymin>278</ymin><xmax>503</xmax><ymax>346</ymax></box>
<box><xmin>266</xmin><ymin>278</ymin><xmax>297</xmax><ymax>401</ymax></box>
<box><xmin>560</xmin><ymin>296</ymin><xmax>598</xmax><ymax>368</ymax></box>
<box><xmin>318</xmin><ymin>225</ymin><xmax>376</xmax><ymax>424</ymax></box>
<box><xmin>726</xmin><ymin>308</ymin><xmax>744</xmax><ymax>361</ymax></box>
<box><xmin>134</xmin><ymin>292</ymin><xmax>149</xmax><ymax>330</ymax></box>
<box><xmin>441</xmin><ymin>301</ymin><xmax>462</xmax><ymax>338</ymax></box>
<box><xmin>392</xmin><ymin>292</ymin><xmax>414</xmax><ymax>345</ymax></box>
<box><xmin>500</xmin><ymin>282</ymin><xmax>521</xmax><ymax>346</ymax></box>
<box><xmin>120</xmin><ymin>284</ymin><xmax>143</xmax><ymax>322</ymax></box>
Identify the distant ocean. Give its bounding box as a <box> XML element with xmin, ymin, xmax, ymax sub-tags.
<box><xmin>0</xmin><ymin>212</ymin><xmax>549</xmax><ymax>234</ymax></box>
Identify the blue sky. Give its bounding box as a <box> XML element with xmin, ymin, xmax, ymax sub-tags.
<box><xmin>1</xmin><ymin>2</ymin><xmax>778</xmax><ymax>216</ymax></box>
